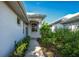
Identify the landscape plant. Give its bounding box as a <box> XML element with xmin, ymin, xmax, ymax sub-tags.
<box><xmin>40</xmin><ymin>22</ymin><xmax>52</xmax><ymax>47</ymax></box>
<box><xmin>40</xmin><ymin>22</ymin><xmax>79</xmax><ymax>57</ymax></box>
<box><xmin>11</xmin><ymin>36</ymin><xmax>30</xmax><ymax>57</ymax></box>
<box><xmin>54</xmin><ymin>29</ymin><xmax>79</xmax><ymax>56</ymax></box>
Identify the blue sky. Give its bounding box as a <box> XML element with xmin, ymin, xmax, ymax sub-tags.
<box><xmin>23</xmin><ymin>1</ymin><xmax>79</xmax><ymax>24</ymax></box>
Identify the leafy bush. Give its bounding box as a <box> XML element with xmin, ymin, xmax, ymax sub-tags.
<box><xmin>52</xmin><ymin>29</ymin><xmax>79</xmax><ymax>56</ymax></box>
<box><xmin>40</xmin><ymin>22</ymin><xmax>52</xmax><ymax>47</ymax></box>
<box><xmin>40</xmin><ymin>22</ymin><xmax>79</xmax><ymax>57</ymax></box>
<box><xmin>13</xmin><ymin>43</ymin><xmax>27</xmax><ymax>56</ymax></box>
<box><xmin>11</xmin><ymin>36</ymin><xmax>30</xmax><ymax>57</ymax></box>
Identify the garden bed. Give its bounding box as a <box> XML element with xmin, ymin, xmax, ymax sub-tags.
<box><xmin>40</xmin><ymin>22</ymin><xmax>79</xmax><ymax>57</ymax></box>
<box><xmin>10</xmin><ymin>36</ymin><xmax>30</xmax><ymax>57</ymax></box>
<box><xmin>38</xmin><ymin>41</ymin><xmax>60</xmax><ymax>57</ymax></box>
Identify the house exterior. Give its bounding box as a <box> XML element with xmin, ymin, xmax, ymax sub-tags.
<box><xmin>0</xmin><ymin>1</ymin><xmax>28</xmax><ymax>56</ymax></box>
<box><xmin>60</xmin><ymin>12</ymin><xmax>79</xmax><ymax>31</ymax></box>
<box><xmin>50</xmin><ymin>12</ymin><xmax>79</xmax><ymax>31</ymax></box>
<box><xmin>49</xmin><ymin>19</ymin><xmax>63</xmax><ymax>32</ymax></box>
<box><xmin>27</xmin><ymin>13</ymin><xmax>46</xmax><ymax>39</ymax></box>
<box><xmin>0</xmin><ymin>1</ymin><xmax>46</xmax><ymax>56</ymax></box>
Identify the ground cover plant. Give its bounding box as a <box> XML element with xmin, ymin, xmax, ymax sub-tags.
<box><xmin>10</xmin><ymin>36</ymin><xmax>30</xmax><ymax>57</ymax></box>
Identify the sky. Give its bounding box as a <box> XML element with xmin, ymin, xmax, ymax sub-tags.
<box><xmin>23</xmin><ymin>1</ymin><xmax>79</xmax><ymax>24</ymax></box>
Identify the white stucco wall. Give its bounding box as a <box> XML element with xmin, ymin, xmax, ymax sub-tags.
<box><xmin>0</xmin><ymin>2</ymin><xmax>26</xmax><ymax>56</ymax></box>
<box><xmin>64</xmin><ymin>22</ymin><xmax>79</xmax><ymax>31</ymax></box>
<box><xmin>51</xmin><ymin>23</ymin><xmax>63</xmax><ymax>32</ymax></box>
<box><xmin>51</xmin><ymin>25</ymin><xmax>55</xmax><ymax>32</ymax></box>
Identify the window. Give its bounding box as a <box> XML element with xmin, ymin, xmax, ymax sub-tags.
<box><xmin>31</xmin><ymin>23</ymin><xmax>38</xmax><ymax>32</ymax></box>
<box><xmin>26</xmin><ymin>27</ymin><xmax>28</xmax><ymax>36</ymax></box>
<box><xmin>77</xmin><ymin>25</ymin><xmax>79</xmax><ymax>28</ymax></box>
<box><xmin>17</xmin><ymin>17</ymin><xmax>20</xmax><ymax>25</ymax></box>
<box><xmin>23</xmin><ymin>23</ymin><xmax>24</xmax><ymax>34</ymax></box>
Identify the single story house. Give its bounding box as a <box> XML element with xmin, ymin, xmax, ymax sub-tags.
<box><xmin>0</xmin><ymin>1</ymin><xmax>46</xmax><ymax>56</ymax></box>
<box><xmin>50</xmin><ymin>12</ymin><xmax>79</xmax><ymax>31</ymax></box>
<box><xmin>60</xmin><ymin>12</ymin><xmax>79</xmax><ymax>31</ymax></box>
<box><xmin>0</xmin><ymin>1</ymin><xmax>28</xmax><ymax>56</ymax></box>
<box><xmin>49</xmin><ymin>19</ymin><xmax>63</xmax><ymax>32</ymax></box>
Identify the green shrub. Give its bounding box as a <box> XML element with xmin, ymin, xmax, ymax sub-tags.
<box><xmin>40</xmin><ymin>22</ymin><xmax>79</xmax><ymax>57</ymax></box>
<box><xmin>40</xmin><ymin>22</ymin><xmax>52</xmax><ymax>47</ymax></box>
<box><xmin>13</xmin><ymin>43</ymin><xmax>27</xmax><ymax>56</ymax></box>
<box><xmin>52</xmin><ymin>29</ymin><xmax>79</xmax><ymax>57</ymax></box>
<box><xmin>11</xmin><ymin>36</ymin><xmax>30</xmax><ymax>57</ymax></box>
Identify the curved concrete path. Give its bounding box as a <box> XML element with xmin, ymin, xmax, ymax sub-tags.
<box><xmin>25</xmin><ymin>39</ymin><xmax>44</xmax><ymax>57</ymax></box>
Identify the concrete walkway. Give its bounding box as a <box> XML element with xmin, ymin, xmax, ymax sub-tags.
<box><xmin>25</xmin><ymin>39</ymin><xmax>44</xmax><ymax>57</ymax></box>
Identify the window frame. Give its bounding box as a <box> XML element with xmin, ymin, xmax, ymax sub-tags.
<box><xmin>17</xmin><ymin>17</ymin><xmax>21</xmax><ymax>25</ymax></box>
<box><xmin>31</xmin><ymin>23</ymin><xmax>38</xmax><ymax>32</ymax></box>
